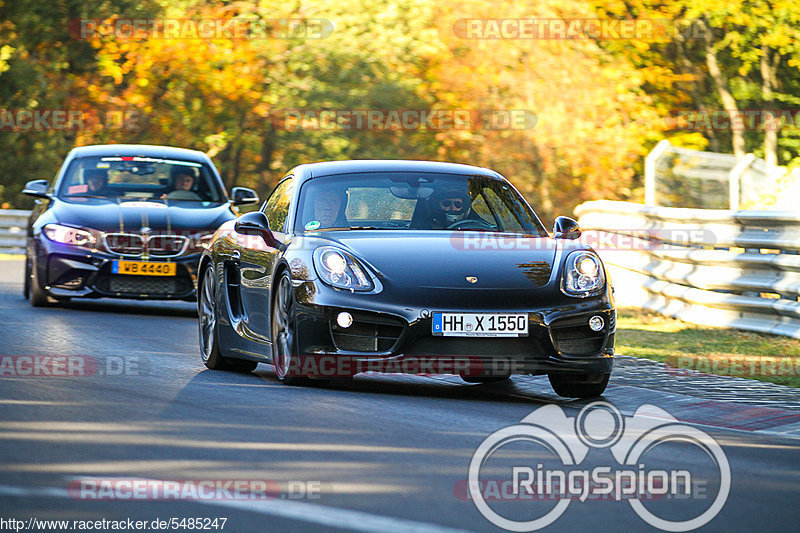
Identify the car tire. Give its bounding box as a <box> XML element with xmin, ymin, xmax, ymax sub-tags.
<box><xmin>27</xmin><ymin>256</ymin><xmax>50</xmax><ymax>308</ymax></box>
<box><xmin>198</xmin><ymin>263</ymin><xmax>257</xmax><ymax>372</ymax></box>
<box><xmin>271</xmin><ymin>270</ymin><xmax>311</xmax><ymax>386</ymax></box>
<box><xmin>548</xmin><ymin>372</ymin><xmax>610</xmax><ymax>398</ymax></box>
<box><xmin>23</xmin><ymin>256</ymin><xmax>30</xmax><ymax>299</ymax></box>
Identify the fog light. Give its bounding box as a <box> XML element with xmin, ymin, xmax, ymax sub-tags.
<box><xmin>337</xmin><ymin>312</ymin><xmax>353</xmax><ymax>328</ymax></box>
<box><xmin>589</xmin><ymin>315</ymin><xmax>604</xmax><ymax>332</ymax></box>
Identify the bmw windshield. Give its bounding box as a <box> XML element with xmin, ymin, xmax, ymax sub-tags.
<box><xmin>295</xmin><ymin>172</ymin><xmax>547</xmax><ymax>235</ymax></box>
<box><xmin>56</xmin><ymin>156</ymin><xmax>225</xmax><ymax>203</ymax></box>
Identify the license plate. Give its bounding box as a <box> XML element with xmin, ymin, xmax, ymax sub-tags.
<box><xmin>112</xmin><ymin>260</ymin><xmax>176</xmax><ymax>276</ymax></box>
<box><xmin>432</xmin><ymin>313</ymin><xmax>528</xmax><ymax>337</ymax></box>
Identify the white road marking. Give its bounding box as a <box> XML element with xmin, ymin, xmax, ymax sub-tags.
<box><xmin>0</xmin><ymin>481</ymin><xmax>475</xmax><ymax>533</ymax></box>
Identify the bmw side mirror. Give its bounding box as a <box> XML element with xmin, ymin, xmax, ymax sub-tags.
<box><xmin>234</xmin><ymin>211</ymin><xmax>277</xmax><ymax>247</ymax></box>
<box><xmin>230</xmin><ymin>187</ymin><xmax>259</xmax><ymax>206</ymax></box>
<box><xmin>22</xmin><ymin>179</ymin><xmax>50</xmax><ymax>199</ymax></box>
<box><xmin>553</xmin><ymin>216</ymin><xmax>581</xmax><ymax>240</ymax></box>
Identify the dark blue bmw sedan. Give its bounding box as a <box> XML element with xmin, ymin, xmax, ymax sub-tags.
<box><xmin>22</xmin><ymin>144</ymin><xmax>259</xmax><ymax>305</ymax></box>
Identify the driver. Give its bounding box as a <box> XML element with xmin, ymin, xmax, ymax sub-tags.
<box><xmin>163</xmin><ymin>167</ymin><xmax>202</xmax><ymax>200</ymax></box>
<box><xmin>85</xmin><ymin>169</ymin><xmax>109</xmax><ymax>195</ymax></box>
<box><xmin>426</xmin><ymin>187</ymin><xmax>472</xmax><ymax>229</ymax></box>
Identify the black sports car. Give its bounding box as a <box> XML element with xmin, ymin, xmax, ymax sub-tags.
<box><xmin>198</xmin><ymin>160</ymin><xmax>615</xmax><ymax>398</ymax></box>
<box><xmin>23</xmin><ymin>144</ymin><xmax>259</xmax><ymax>305</ymax></box>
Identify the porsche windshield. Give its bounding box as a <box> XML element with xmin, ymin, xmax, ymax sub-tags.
<box><xmin>57</xmin><ymin>156</ymin><xmax>225</xmax><ymax>203</ymax></box>
<box><xmin>295</xmin><ymin>172</ymin><xmax>547</xmax><ymax>235</ymax></box>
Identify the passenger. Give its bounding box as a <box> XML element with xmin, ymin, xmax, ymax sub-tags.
<box><xmin>306</xmin><ymin>188</ymin><xmax>348</xmax><ymax>229</ymax></box>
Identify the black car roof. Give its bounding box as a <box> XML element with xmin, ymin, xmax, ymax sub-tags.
<box><xmin>68</xmin><ymin>144</ymin><xmax>209</xmax><ymax>163</ymax></box>
<box><xmin>291</xmin><ymin>160</ymin><xmax>502</xmax><ymax>181</ymax></box>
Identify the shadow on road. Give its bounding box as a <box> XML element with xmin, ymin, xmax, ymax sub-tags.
<box><xmin>61</xmin><ymin>298</ymin><xmax>197</xmax><ymax>318</ymax></box>
<box><xmin>160</xmin><ymin>364</ymin><xmax>582</xmax><ymax>414</ymax></box>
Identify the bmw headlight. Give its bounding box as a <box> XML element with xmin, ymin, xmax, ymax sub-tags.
<box><xmin>42</xmin><ymin>223</ymin><xmax>96</xmax><ymax>247</ymax></box>
<box><xmin>188</xmin><ymin>232</ymin><xmax>215</xmax><ymax>251</ymax></box>
<box><xmin>313</xmin><ymin>247</ymin><xmax>373</xmax><ymax>291</ymax></box>
<box><xmin>561</xmin><ymin>251</ymin><xmax>605</xmax><ymax>297</ymax></box>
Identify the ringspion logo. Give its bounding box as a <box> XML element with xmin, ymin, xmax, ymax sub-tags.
<box><xmin>467</xmin><ymin>402</ymin><xmax>730</xmax><ymax>531</ymax></box>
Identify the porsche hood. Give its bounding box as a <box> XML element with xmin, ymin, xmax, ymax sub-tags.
<box><xmin>311</xmin><ymin>230</ymin><xmax>560</xmax><ymax>290</ymax></box>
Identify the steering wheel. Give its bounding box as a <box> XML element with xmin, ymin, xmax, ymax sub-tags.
<box><xmin>447</xmin><ymin>218</ymin><xmax>495</xmax><ymax>230</ymax></box>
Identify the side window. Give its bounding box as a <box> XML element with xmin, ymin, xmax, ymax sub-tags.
<box><xmin>480</xmin><ymin>188</ymin><xmax>526</xmax><ymax>232</ymax></box>
<box><xmin>470</xmin><ymin>194</ymin><xmax>494</xmax><ymax>221</ymax></box>
<box><xmin>262</xmin><ymin>177</ymin><xmax>295</xmax><ymax>232</ymax></box>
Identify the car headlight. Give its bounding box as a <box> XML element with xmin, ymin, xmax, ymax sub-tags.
<box><xmin>561</xmin><ymin>251</ymin><xmax>605</xmax><ymax>297</ymax></box>
<box><xmin>188</xmin><ymin>233</ymin><xmax>215</xmax><ymax>251</ymax></box>
<box><xmin>42</xmin><ymin>223</ymin><xmax>96</xmax><ymax>247</ymax></box>
<box><xmin>313</xmin><ymin>246</ymin><xmax>374</xmax><ymax>291</ymax></box>
<box><xmin>198</xmin><ymin>234</ymin><xmax>214</xmax><ymax>249</ymax></box>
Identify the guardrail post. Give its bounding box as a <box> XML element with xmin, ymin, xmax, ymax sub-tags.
<box><xmin>645</xmin><ymin>140</ymin><xmax>671</xmax><ymax>206</ymax></box>
<box><xmin>728</xmin><ymin>154</ymin><xmax>755</xmax><ymax>210</ymax></box>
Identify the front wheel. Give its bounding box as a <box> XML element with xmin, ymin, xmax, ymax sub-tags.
<box><xmin>198</xmin><ymin>264</ymin><xmax>257</xmax><ymax>372</ymax></box>
<box><xmin>27</xmin><ymin>255</ymin><xmax>50</xmax><ymax>307</ymax></box>
<box><xmin>271</xmin><ymin>271</ymin><xmax>309</xmax><ymax>385</ymax></box>
<box><xmin>548</xmin><ymin>373</ymin><xmax>610</xmax><ymax>398</ymax></box>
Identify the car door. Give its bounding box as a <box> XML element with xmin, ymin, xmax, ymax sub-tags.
<box><xmin>238</xmin><ymin>177</ymin><xmax>295</xmax><ymax>341</ymax></box>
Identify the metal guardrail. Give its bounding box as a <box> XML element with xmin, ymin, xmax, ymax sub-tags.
<box><xmin>575</xmin><ymin>200</ymin><xmax>800</xmax><ymax>339</ymax></box>
<box><xmin>0</xmin><ymin>209</ymin><xmax>29</xmax><ymax>254</ymax></box>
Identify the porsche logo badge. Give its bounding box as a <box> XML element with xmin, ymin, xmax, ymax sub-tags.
<box><xmin>466</xmin><ymin>276</ymin><xmax>478</xmax><ymax>284</ymax></box>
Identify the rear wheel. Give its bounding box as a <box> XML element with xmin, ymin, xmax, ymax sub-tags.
<box><xmin>198</xmin><ymin>264</ymin><xmax>257</xmax><ymax>372</ymax></box>
<box><xmin>271</xmin><ymin>271</ymin><xmax>310</xmax><ymax>385</ymax></box>
<box><xmin>548</xmin><ymin>373</ymin><xmax>610</xmax><ymax>398</ymax></box>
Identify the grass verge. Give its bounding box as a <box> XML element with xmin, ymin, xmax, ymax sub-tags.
<box><xmin>615</xmin><ymin>308</ymin><xmax>800</xmax><ymax>388</ymax></box>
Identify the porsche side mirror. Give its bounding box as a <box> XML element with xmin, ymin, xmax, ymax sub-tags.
<box><xmin>230</xmin><ymin>187</ymin><xmax>259</xmax><ymax>206</ymax></box>
<box><xmin>234</xmin><ymin>211</ymin><xmax>277</xmax><ymax>247</ymax></box>
<box><xmin>553</xmin><ymin>216</ymin><xmax>581</xmax><ymax>240</ymax></box>
<box><xmin>22</xmin><ymin>179</ymin><xmax>50</xmax><ymax>199</ymax></box>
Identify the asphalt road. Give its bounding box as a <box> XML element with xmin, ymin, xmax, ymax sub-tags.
<box><xmin>0</xmin><ymin>258</ymin><xmax>798</xmax><ymax>533</ymax></box>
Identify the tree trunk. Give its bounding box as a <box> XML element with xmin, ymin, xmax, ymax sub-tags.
<box><xmin>258</xmin><ymin>121</ymin><xmax>276</xmax><ymax>195</ymax></box>
<box><xmin>676</xmin><ymin>38</ymin><xmax>721</xmax><ymax>152</ymax></box>
<box><xmin>760</xmin><ymin>45</ymin><xmax>780</xmax><ymax>169</ymax></box>
<box><xmin>703</xmin><ymin>27</ymin><xmax>746</xmax><ymax>157</ymax></box>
